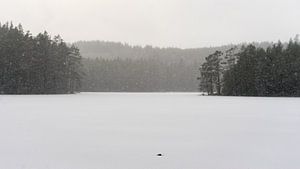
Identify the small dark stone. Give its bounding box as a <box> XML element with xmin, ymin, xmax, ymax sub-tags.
<box><xmin>157</xmin><ymin>153</ymin><xmax>163</xmax><ymax>156</ymax></box>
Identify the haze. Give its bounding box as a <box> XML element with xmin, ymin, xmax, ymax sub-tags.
<box><xmin>0</xmin><ymin>0</ymin><xmax>299</xmax><ymax>48</ymax></box>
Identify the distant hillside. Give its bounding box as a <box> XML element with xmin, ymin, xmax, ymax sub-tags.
<box><xmin>74</xmin><ymin>41</ymin><xmax>274</xmax><ymax>92</ymax></box>
<box><xmin>73</xmin><ymin>41</ymin><xmax>240</xmax><ymax>64</ymax></box>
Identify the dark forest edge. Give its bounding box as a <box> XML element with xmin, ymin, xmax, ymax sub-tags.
<box><xmin>2</xmin><ymin>22</ymin><xmax>300</xmax><ymax>96</ymax></box>
<box><xmin>0</xmin><ymin>23</ymin><xmax>82</xmax><ymax>94</ymax></box>
<box><xmin>199</xmin><ymin>36</ymin><xmax>300</xmax><ymax>97</ymax></box>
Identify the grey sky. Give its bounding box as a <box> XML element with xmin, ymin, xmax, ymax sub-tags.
<box><xmin>0</xmin><ymin>0</ymin><xmax>299</xmax><ymax>48</ymax></box>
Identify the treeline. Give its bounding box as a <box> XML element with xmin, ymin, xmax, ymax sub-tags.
<box><xmin>82</xmin><ymin>58</ymin><xmax>198</xmax><ymax>92</ymax></box>
<box><xmin>200</xmin><ymin>37</ymin><xmax>300</xmax><ymax>96</ymax></box>
<box><xmin>0</xmin><ymin>23</ymin><xmax>82</xmax><ymax>94</ymax></box>
<box><xmin>76</xmin><ymin>41</ymin><xmax>272</xmax><ymax>92</ymax></box>
<box><xmin>74</xmin><ymin>40</ymin><xmax>234</xmax><ymax>62</ymax></box>
<box><xmin>76</xmin><ymin>41</ymin><xmax>213</xmax><ymax>92</ymax></box>
<box><xmin>2</xmin><ymin>23</ymin><xmax>285</xmax><ymax>94</ymax></box>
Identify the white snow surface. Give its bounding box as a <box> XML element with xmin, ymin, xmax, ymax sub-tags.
<box><xmin>1</xmin><ymin>93</ymin><xmax>300</xmax><ymax>169</ymax></box>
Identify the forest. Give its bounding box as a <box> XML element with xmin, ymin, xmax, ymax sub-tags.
<box><xmin>82</xmin><ymin>57</ymin><xmax>198</xmax><ymax>92</ymax></box>
<box><xmin>76</xmin><ymin>41</ymin><xmax>272</xmax><ymax>92</ymax></box>
<box><xmin>2</xmin><ymin>22</ymin><xmax>300</xmax><ymax>96</ymax></box>
<box><xmin>199</xmin><ymin>37</ymin><xmax>300</xmax><ymax>96</ymax></box>
<box><xmin>75</xmin><ymin>41</ymin><xmax>223</xmax><ymax>92</ymax></box>
<box><xmin>0</xmin><ymin>23</ymin><xmax>82</xmax><ymax>94</ymax></box>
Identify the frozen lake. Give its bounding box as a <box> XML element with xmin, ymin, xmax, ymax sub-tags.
<box><xmin>1</xmin><ymin>93</ymin><xmax>300</xmax><ymax>169</ymax></box>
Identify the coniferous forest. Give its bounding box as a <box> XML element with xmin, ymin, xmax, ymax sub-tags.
<box><xmin>0</xmin><ymin>23</ymin><xmax>82</xmax><ymax>94</ymax></box>
<box><xmin>199</xmin><ymin>37</ymin><xmax>300</xmax><ymax>97</ymax></box>
<box><xmin>75</xmin><ymin>41</ymin><xmax>233</xmax><ymax>92</ymax></box>
<box><xmin>76</xmin><ymin>41</ymin><xmax>272</xmax><ymax>92</ymax></box>
<box><xmin>82</xmin><ymin>57</ymin><xmax>199</xmax><ymax>92</ymax></box>
<box><xmin>2</xmin><ymin>22</ymin><xmax>300</xmax><ymax>96</ymax></box>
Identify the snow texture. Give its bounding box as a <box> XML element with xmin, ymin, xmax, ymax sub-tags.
<box><xmin>1</xmin><ymin>93</ymin><xmax>300</xmax><ymax>169</ymax></box>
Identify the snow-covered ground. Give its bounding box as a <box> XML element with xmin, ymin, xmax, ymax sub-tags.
<box><xmin>1</xmin><ymin>93</ymin><xmax>300</xmax><ymax>169</ymax></box>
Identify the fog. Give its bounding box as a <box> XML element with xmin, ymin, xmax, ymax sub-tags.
<box><xmin>0</xmin><ymin>0</ymin><xmax>299</xmax><ymax>48</ymax></box>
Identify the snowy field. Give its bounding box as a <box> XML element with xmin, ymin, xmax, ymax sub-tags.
<box><xmin>1</xmin><ymin>93</ymin><xmax>300</xmax><ymax>169</ymax></box>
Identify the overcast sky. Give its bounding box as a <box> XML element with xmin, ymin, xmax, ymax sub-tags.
<box><xmin>0</xmin><ymin>0</ymin><xmax>299</xmax><ymax>48</ymax></box>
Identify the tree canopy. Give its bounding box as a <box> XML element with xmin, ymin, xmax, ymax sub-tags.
<box><xmin>200</xmin><ymin>38</ymin><xmax>300</xmax><ymax>97</ymax></box>
<box><xmin>0</xmin><ymin>22</ymin><xmax>82</xmax><ymax>94</ymax></box>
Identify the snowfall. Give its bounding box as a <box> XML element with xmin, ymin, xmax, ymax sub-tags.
<box><xmin>1</xmin><ymin>93</ymin><xmax>300</xmax><ymax>169</ymax></box>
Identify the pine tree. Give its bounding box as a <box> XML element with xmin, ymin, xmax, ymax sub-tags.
<box><xmin>199</xmin><ymin>51</ymin><xmax>223</xmax><ymax>95</ymax></box>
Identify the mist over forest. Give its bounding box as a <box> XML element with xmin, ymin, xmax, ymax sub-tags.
<box><xmin>74</xmin><ymin>41</ymin><xmax>273</xmax><ymax>92</ymax></box>
<box><xmin>0</xmin><ymin>22</ymin><xmax>294</xmax><ymax>94</ymax></box>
